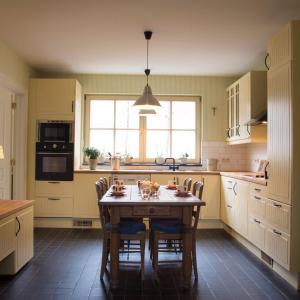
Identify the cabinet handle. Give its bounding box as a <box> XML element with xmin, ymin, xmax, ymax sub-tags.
<box><xmin>246</xmin><ymin>124</ymin><xmax>251</xmax><ymax>136</ymax></box>
<box><xmin>16</xmin><ymin>217</ymin><xmax>21</xmax><ymax>236</ymax></box>
<box><xmin>48</xmin><ymin>197</ymin><xmax>60</xmax><ymax>201</ymax></box>
<box><xmin>265</xmin><ymin>161</ymin><xmax>270</xmax><ymax>180</ymax></box>
<box><xmin>237</xmin><ymin>125</ymin><xmax>240</xmax><ymax>136</ymax></box>
<box><xmin>273</xmin><ymin>203</ymin><xmax>282</xmax><ymax>208</ymax></box>
<box><xmin>227</xmin><ymin>205</ymin><xmax>232</xmax><ymax>208</ymax></box>
<box><xmin>226</xmin><ymin>128</ymin><xmax>231</xmax><ymax>138</ymax></box>
<box><xmin>48</xmin><ymin>181</ymin><xmax>60</xmax><ymax>184</ymax></box>
<box><xmin>254</xmin><ymin>218</ymin><xmax>261</xmax><ymax>224</ymax></box>
<box><xmin>273</xmin><ymin>229</ymin><xmax>282</xmax><ymax>236</ymax></box>
<box><xmin>71</xmin><ymin>101</ymin><xmax>74</xmax><ymax>112</ymax></box>
<box><xmin>254</xmin><ymin>188</ymin><xmax>261</xmax><ymax>192</ymax></box>
<box><xmin>233</xmin><ymin>182</ymin><xmax>237</xmax><ymax>195</ymax></box>
<box><xmin>227</xmin><ymin>180</ymin><xmax>232</xmax><ymax>184</ymax></box>
<box><xmin>254</xmin><ymin>196</ymin><xmax>262</xmax><ymax>200</ymax></box>
<box><xmin>265</xmin><ymin>53</ymin><xmax>270</xmax><ymax>70</ymax></box>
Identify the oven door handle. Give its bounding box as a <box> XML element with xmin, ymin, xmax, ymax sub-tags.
<box><xmin>36</xmin><ymin>152</ymin><xmax>73</xmax><ymax>155</ymax></box>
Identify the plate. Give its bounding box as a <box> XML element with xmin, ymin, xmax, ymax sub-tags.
<box><xmin>166</xmin><ymin>185</ymin><xmax>177</xmax><ymax>190</ymax></box>
<box><xmin>175</xmin><ymin>191</ymin><xmax>192</xmax><ymax>197</ymax></box>
<box><xmin>110</xmin><ymin>191</ymin><xmax>125</xmax><ymax>197</ymax></box>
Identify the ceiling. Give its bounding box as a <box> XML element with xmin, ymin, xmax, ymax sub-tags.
<box><xmin>0</xmin><ymin>0</ymin><xmax>300</xmax><ymax>76</ymax></box>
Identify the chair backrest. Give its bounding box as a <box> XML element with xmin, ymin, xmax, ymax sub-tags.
<box><xmin>95</xmin><ymin>179</ymin><xmax>110</xmax><ymax>228</ymax></box>
<box><xmin>183</xmin><ymin>177</ymin><xmax>192</xmax><ymax>191</ymax></box>
<box><xmin>191</xmin><ymin>181</ymin><xmax>205</xmax><ymax>230</ymax></box>
<box><xmin>98</xmin><ymin>177</ymin><xmax>109</xmax><ymax>193</ymax></box>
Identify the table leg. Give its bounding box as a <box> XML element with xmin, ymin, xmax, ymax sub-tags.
<box><xmin>110</xmin><ymin>207</ymin><xmax>120</xmax><ymax>289</ymax></box>
<box><xmin>182</xmin><ymin>207</ymin><xmax>192</xmax><ymax>289</ymax></box>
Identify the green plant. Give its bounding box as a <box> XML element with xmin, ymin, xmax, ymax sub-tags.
<box><xmin>83</xmin><ymin>147</ymin><xmax>100</xmax><ymax>159</ymax></box>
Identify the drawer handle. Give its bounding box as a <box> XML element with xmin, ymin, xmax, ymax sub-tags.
<box><xmin>16</xmin><ymin>217</ymin><xmax>21</xmax><ymax>237</ymax></box>
<box><xmin>227</xmin><ymin>205</ymin><xmax>232</xmax><ymax>208</ymax></box>
<box><xmin>273</xmin><ymin>229</ymin><xmax>282</xmax><ymax>236</ymax></box>
<box><xmin>149</xmin><ymin>208</ymin><xmax>155</xmax><ymax>214</ymax></box>
<box><xmin>254</xmin><ymin>196</ymin><xmax>262</xmax><ymax>200</ymax></box>
<box><xmin>227</xmin><ymin>187</ymin><xmax>233</xmax><ymax>190</ymax></box>
<box><xmin>48</xmin><ymin>197</ymin><xmax>60</xmax><ymax>201</ymax></box>
<box><xmin>254</xmin><ymin>188</ymin><xmax>261</xmax><ymax>192</ymax></box>
<box><xmin>227</xmin><ymin>181</ymin><xmax>232</xmax><ymax>183</ymax></box>
<box><xmin>273</xmin><ymin>203</ymin><xmax>282</xmax><ymax>208</ymax></box>
<box><xmin>254</xmin><ymin>218</ymin><xmax>261</xmax><ymax>224</ymax></box>
<box><xmin>48</xmin><ymin>181</ymin><xmax>60</xmax><ymax>184</ymax></box>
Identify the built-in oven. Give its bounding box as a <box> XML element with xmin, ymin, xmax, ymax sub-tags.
<box><xmin>35</xmin><ymin>142</ymin><xmax>74</xmax><ymax>181</ymax></box>
<box><xmin>37</xmin><ymin>120</ymin><xmax>74</xmax><ymax>143</ymax></box>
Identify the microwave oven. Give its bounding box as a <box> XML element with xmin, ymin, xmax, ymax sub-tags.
<box><xmin>37</xmin><ymin>120</ymin><xmax>74</xmax><ymax>143</ymax></box>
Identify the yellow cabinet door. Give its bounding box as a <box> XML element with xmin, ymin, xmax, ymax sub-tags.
<box><xmin>267</xmin><ymin>63</ymin><xmax>291</xmax><ymax>204</ymax></box>
<box><xmin>220</xmin><ymin>177</ymin><xmax>234</xmax><ymax>226</ymax></box>
<box><xmin>0</xmin><ymin>216</ymin><xmax>15</xmax><ymax>262</ymax></box>
<box><xmin>15</xmin><ymin>207</ymin><xmax>34</xmax><ymax>272</ymax></box>
<box><xmin>151</xmin><ymin>174</ymin><xmax>179</xmax><ymax>185</ymax></box>
<box><xmin>33</xmin><ymin>79</ymin><xmax>77</xmax><ymax>118</ymax></box>
<box><xmin>73</xmin><ymin>173</ymin><xmax>112</xmax><ymax>218</ymax></box>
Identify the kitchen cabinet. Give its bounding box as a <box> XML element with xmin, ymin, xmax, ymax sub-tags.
<box><xmin>266</xmin><ymin>21</ymin><xmax>300</xmax><ymax>272</ymax></box>
<box><xmin>30</xmin><ymin>79</ymin><xmax>81</xmax><ymax>119</ymax></box>
<box><xmin>0</xmin><ymin>203</ymin><xmax>33</xmax><ymax>274</ymax></box>
<box><xmin>15</xmin><ymin>207</ymin><xmax>34</xmax><ymax>272</ymax></box>
<box><xmin>34</xmin><ymin>181</ymin><xmax>74</xmax><ymax>218</ymax></box>
<box><xmin>73</xmin><ymin>173</ymin><xmax>111</xmax><ymax>218</ymax></box>
<box><xmin>221</xmin><ymin>176</ymin><xmax>249</xmax><ymax>236</ymax></box>
<box><xmin>226</xmin><ymin>71</ymin><xmax>267</xmax><ymax>145</ymax></box>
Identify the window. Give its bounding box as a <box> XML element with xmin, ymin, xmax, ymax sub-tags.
<box><xmin>85</xmin><ymin>95</ymin><xmax>201</xmax><ymax>162</ymax></box>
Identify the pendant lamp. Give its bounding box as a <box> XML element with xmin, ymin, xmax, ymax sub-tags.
<box><xmin>139</xmin><ymin>109</ymin><xmax>156</xmax><ymax>116</ymax></box>
<box><xmin>134</xmin><ymin>31</ymin><xmax>161</xmax><ymax>110</ymax></box>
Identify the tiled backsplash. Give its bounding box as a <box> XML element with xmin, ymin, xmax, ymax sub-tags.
<box><xmin>201</xmin><ymin>141</ymin><xmax>267</xmax><ymax>172</ymax></box>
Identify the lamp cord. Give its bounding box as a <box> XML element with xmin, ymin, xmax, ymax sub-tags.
<box><xmin>146</xmin><ymin>39</ymin><xmax>149</xmax><ymax>85</ymax></box>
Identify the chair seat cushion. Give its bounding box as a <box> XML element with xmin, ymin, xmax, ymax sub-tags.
<box><xmin>151</xmin><ymin>221</ymin><xmax>183</xmax><ymax>234</ymax></box>
<box><xmin>105</xmin><ymin>221</ymin><xmax>146</xmax><ymax>234</ymax></box>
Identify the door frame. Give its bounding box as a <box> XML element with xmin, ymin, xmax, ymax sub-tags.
<box><xmin>0</xmin><ymin>73</ymin><xmax>28</xmax><ymax>199</ymax></box>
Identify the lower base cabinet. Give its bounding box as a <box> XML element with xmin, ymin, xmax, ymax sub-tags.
<box><xmin>248</xmin><ymin>216</ymin><xmax>266</xmax><ymax>250</ymax></box>
<box><xmin>0</xmin><ymin>206</ymin><xmax>33</xmax><ymax>274</ymax></box>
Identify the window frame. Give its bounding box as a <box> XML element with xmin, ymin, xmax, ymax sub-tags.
<box><xmin>84</xmin><ymin>94</ymin><xmax>201</xmax><ymax>163</ymax></box>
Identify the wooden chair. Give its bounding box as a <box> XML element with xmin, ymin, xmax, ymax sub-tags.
<box><xmin>183</xmin><ymin>177</ymin><xmax>192</xmax><ymax>191</ymax></box>
<box><xmin>96</xmin><ymin>179</ymin><xmax>146</xmax><ymax>280</ymax></box>
<box><xmin>151</xmin><ymin>181</ymin><xmax>205</xmax><ymax>279</ymax></box>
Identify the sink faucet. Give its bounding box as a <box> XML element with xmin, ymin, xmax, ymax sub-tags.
<box><xmin>164</xmin><ymin>157</ymin><xmax>179</xmax><ymax>171</ymax></box>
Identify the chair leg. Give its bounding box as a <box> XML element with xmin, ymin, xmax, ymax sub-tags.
<box><xmin>153</xmin><ymin>232</ymin><xmax>159</xmax><ymax>280</ymax></box>
<box><xmin>140</xmin><ymin>234</ymin><xmax>145</xmax><ymax>280</ymax></box>
<box><xmin>192</xmin><ymin>237</ymin><xmax>198</xmax><ymax>280</ymax></box>
<box><xmin>100</xmin><ymin>236</ymin><xmax>108</xmax><ymax>279</ymax></box>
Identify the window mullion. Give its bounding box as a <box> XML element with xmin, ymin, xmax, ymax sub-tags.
<box><xmin>113</xmin><ymin>100</ymin><xmax>116</xmax><ymax>154</ymax></box>
<box><xmin>170</xmin><ymin>100</ymin><xmax>172</xmax><ymax>157</ymax></box>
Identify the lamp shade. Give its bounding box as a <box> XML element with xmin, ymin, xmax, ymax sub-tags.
<box><xmin>133</xmin><ymin>85</ymin><xmax>161</xmax><ymax>110</ymax></box>
<box><xmin>0</xmin><ymin>145</ymin><xmax>4</xmax><ymax>160</ymax></box>
<box><xmin>139</xmin><ymin>109</ymin><xmax>156</xmax><ymax>116</ymax></box>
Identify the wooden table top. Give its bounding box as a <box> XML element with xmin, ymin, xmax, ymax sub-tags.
<box><xmin>101</xmin><ymin>185</ymin><xmax>205</xmax><ymax>206</ymax></box>
<box><xmin>0</xmin><ymin>200</ymin><xmax>34</xmax><ymax>220</ymax></box>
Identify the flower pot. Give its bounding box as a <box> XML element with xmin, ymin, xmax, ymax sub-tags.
<box><xmin>89</xmin><ymin>158</ymin><xmax>98</xmax><ymax>170</ymax></box>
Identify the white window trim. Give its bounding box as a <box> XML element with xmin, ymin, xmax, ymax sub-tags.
<box><xmin>84</xmin><ymin>94</ymin><xmax>201</xmax><ymax>163</ymax></box>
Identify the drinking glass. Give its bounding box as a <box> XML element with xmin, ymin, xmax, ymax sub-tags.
<box><xmin>142</xmin><ymin>187</ymin><xmax>151</xmax><ymax>200</ymax></box>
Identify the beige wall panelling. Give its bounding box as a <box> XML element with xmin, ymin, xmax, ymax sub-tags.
<box><xmin>15</xmin><ymin>207</ymin><xmax>33</xmax><ymax>272</ymax></box>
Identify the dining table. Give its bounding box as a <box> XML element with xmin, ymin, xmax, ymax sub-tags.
<box><xmin>101</xmin><ymin>184</ymin><xmax>205</xmax><ymax>289</ymax></box>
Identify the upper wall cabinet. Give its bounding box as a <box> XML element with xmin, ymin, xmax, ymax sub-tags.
<box><xmin>226</xmin><ymin>71</ymin><xmax>267</xmax><ymax>145</ymax></box>
<box><xmin>29</xmin><ymin>79</ymin><xmax>81</xmax><ymax>120</ymax></box>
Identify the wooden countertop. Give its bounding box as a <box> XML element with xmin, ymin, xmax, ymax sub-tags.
<box><xmin>0</xmin><ymin>200</ymin><xmax>34</xmax><ymax>220</ymax></box>
<box><xmin>220</xmin><ymin>172</ymin><xmax>267</xmax><ymax>186</ymax></box>
<box><xmin>74</xmin><ymin>169</ymin><xmax>220</xmax><ymax>175</ymax></box>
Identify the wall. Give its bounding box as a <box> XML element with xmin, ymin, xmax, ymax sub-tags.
<box><xmin>0</xmin><ymin>40</ymin><xmax>34</xmax><ymax>93</ymax></box>
<box><xmin>40</xmin><ymin>74</ymin><xmax>236</xmax><ymax>141</ymax></box>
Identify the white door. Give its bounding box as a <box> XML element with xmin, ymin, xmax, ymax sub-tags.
<box><xmin>0</xmin><ymin>86</ymin><xmax>12</xmax><ymax>199</ymax></box>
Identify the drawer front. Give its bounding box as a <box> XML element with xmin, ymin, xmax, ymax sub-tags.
<box><xmin>133</xmin><ymin>206</ymin><xmax>170</xmax><ymax>217</ymax></box>
<box><xmin>35</xmin><ymin>181</ymin><xmax>74</xmax><ymax>196</ymax></box>
<box><xmin>250</xmin><ymin>183</ymin><xmax>267</xmax><ymax>196</ymax></box>
<box><xmin>0</xmin><ymin>217</ymin><xmax>16</xmax><ymax>261</ymax></box>
<box><xmin>265</xmin><ymin>227</ymin><xmax>290</xmax><ymax>269</ymax></box>
<box><xmin>248</xmin><ymin>217</ymin><xmax>265</xmax><ymax>250</ymax></box>
<box><xmin>35</xmin><ymin>196</ymin><xmax>73</xmax><ymax>217</ymax></box>
<box><xmin>266</xmin><ymin>199</ymin><xmax>291</xmax><ymax>234</ymax></box>
<box><xmin>248</xmin><ymin>194</ymin><xmax>266</xmax><ymax>219</ymax></box>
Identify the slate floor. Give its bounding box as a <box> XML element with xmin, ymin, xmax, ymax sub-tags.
<box><xmin>0</xmin><ymin>228</ymin><xmax>299</xmax><ymax>300</ymax></box>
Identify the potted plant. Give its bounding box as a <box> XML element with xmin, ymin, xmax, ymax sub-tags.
<box><xmin>83</xmin><ymin>147</ymin><xmax>100</xmax><ymax>170</ymax></box>
<box><xmin>179</xmin><ymin>152</ymin><xmax>189</xmax><ymax>164</ymax></box>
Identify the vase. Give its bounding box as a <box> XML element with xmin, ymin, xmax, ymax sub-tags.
<box><xmin>89</xmin><ymin>158</ymin><xmax>98</xmax><ymax>170</ymax></box>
